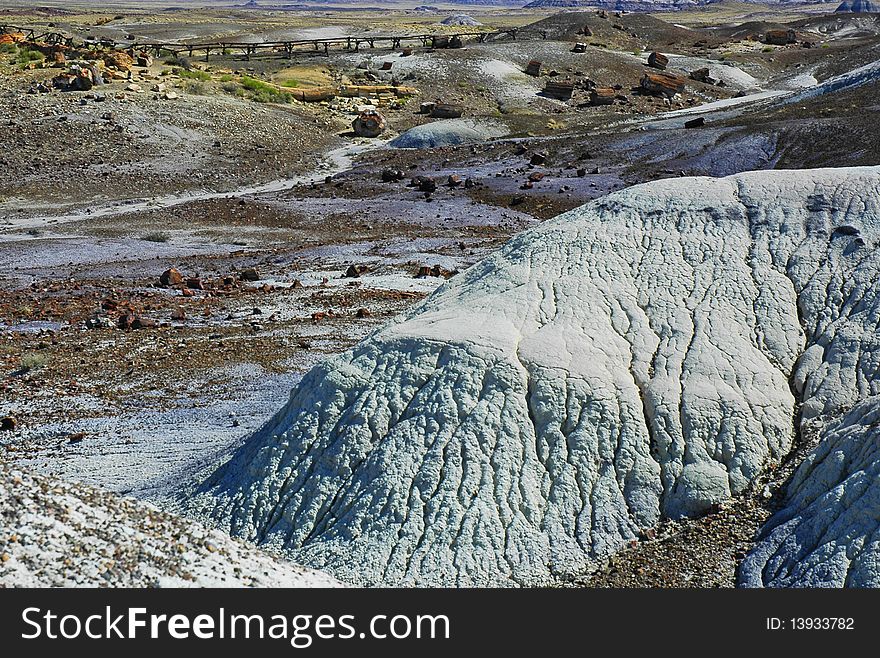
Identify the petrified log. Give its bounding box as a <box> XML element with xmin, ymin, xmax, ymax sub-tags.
<box><xmin>647</xmin><ymin>52</ymin><xmax>668</xmax><ymax>70</ymax></box>
<box><xmin>589</xmin><ymin>87</ymin><xmax>615</xmax><ymax>105</ymax></box>
<box><xmin>430</xmin><ymin>103</ymin><xmax>464</xmax><ymax>118</ymax></box>
<box><xmin>542</xmin><ymin>80</ymin><xmax>574</xmax><ymax>101</ymax></box>
<box><xmin>640</xmin><ymin>71</ymin><xmax>685</xmax><ymax>97</ymax></box>
<box><xmin>289</xmin><ymin>86</ymin><xmax>336</xmax><ymax>102</ymax></box>
<box><xmin>765</xmin><ymin>29</ymin><xmax>796</xmax><ymax>45</ymax></box>
<box><xmin>689</xmin><ymin>67</ymin><xmax>712</xmax><ymax>83</ymax></box>
<box><xmin>338</xmin><ymin>84</ymin><xmax>418</xmax><ymax>98</ymax></box>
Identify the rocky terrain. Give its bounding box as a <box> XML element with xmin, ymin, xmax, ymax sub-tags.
<box><xmin>2</xmin><ymin>3</ymin><xmax>880</xmax><ymax>588</ymax></box>
<box><xmin>0</xmin><ymin>463</ymin><xmax>341</xmax><ymax>586</ymax></box>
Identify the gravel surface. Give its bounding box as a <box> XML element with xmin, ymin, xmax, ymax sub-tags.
<box><xmin>0</xmin><ymin>463</ymin><xmax>341</xmax><ymax>587</ymax></box>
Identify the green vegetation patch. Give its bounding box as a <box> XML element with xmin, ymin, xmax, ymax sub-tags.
<box><xmin>238</xmin><ymin>76</ymin><xmax>292</xmax><ymax>103</ymax></box>
<box><xmin>177</xmin><ymin>67</ymin><xmax>211</xmax><ymax>81</ymax></box>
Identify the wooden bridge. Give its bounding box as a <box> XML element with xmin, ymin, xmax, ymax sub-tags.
<box><xmin>1</xmin><ymin>23</ymin><xmax>531</xmax><ymax>61</ymax></box>
<box><xmin>0</xmin><ymin>23</ymin><xmax>76</xmax><ymax>47</ymax></box>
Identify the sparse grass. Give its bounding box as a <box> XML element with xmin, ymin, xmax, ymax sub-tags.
<box><xmin>280</xmin><ymin>79</ymin><xmax>300</xmax><ymax>88</ymax></box>
<box><xmin>177</xmin><ymin>68</ymin><xmax>211</xmax><ymax>81</ymax></box>
<box><xmin>16</xmin><ymin>47</ymin><xmax>44</xmax><ymax>68</ymax></box>
<box><xmin>0</xmin><ymin>44</ymin><xmax>17</xmax><ymax>55</ymax></box>
<box><xmin>141</xmin><ymin>232</ymin><xmax>170</xmax><ymax>243</ymax></box>
<box><xmin>238</xmin><ymin>76</ymin><xmax>292</xmax><ymax>104</ymax></box>
<box><xmin>21</xmin><ymin>353</ymin><xmax>49</xmax><ymax>372</ymax></box>
<box><xmin>762</xmin><ymin>47</ymin><xmax>774</xmax><ymax>53</ymax></box>
<box><xmin>182</xmin><ymin>80</ymin><xmax>209</xmax><ymax>95</ymax></box>
<box><xmin>219</xmin><ymin>73</ymin><xmax>235</xmax><ymax>83</ymax></box>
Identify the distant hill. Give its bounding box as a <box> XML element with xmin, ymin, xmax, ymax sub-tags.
<box><xmin>522</xmin><ymin>0</ymin><xmax>844</xmax><ymax>7</ymax></box>
<box><xmin>523</xmin><ymin>0</ymin><xmax>706</xmax><ymax>8</ymax></box>
<box><xmin>837</xmin><ymin>0</ymin><xmax>879</xmax><ymax>11</ymax></box>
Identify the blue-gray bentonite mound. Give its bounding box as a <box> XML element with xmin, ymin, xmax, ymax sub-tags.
<box><xmin>189</xmin><ymin>166</ymin><xmax>880</xmax><ymax>587</ymax></box>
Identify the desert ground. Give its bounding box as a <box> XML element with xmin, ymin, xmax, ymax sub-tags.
<box><xmin>2</xmin><ymin>1</ymin><xmax>880</xmax><ymax>587</ymax></box>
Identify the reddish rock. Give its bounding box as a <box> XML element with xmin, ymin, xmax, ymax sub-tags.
<box><xmin>640</xmin><ymin>71</ymin><xmax>686</xmax><ymax>98</ymax></box>
<box><xmin>415</xmin><ymin>264</ymin><xmax>458</xmax><ymax>279</ymax></box>
<box><xmin>160</xmin><ymin>268</ymin><xmax>184</xmax><ymax>287</ymax></box>
<box><xmin>352</xmin><ymin>109</ymin><xmax>386</xmax><ymax>138</ymax></box>
<box><xmin>589</xmin><ymin>87</ymin><xmax>616</xmax><ymax>106</ymax></box>
<box><xmin>647</xmin><ymin>52</ymin><xmax>669</xmax><ymax>70</ymax></box>
<box><xmin>131</xmin><ymin>317</ymin><xmax>157</xmax><ymax>330</ymax></box>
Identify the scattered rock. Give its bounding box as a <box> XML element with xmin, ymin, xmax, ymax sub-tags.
<box><xmin>352</xmin><ymin>109</ymin><xmax>386</xmax><ymax>138</ymax></box>
<box><xmin>641</xmin><ymin>71</ymin><xmax>686</xmax><ymax>98</ymax></box>
<box><xmin>381</xmin><ymin>168</ymin><xmax>406</xmax><ymax>183</ymax></box>
<box><xmin>430</xmin><ymin>103</ymin><xmax>464</xmax><ymax>119</ymax></box>
<box><xmin>160</xmin><ymin>268</ymin><xmax>184</xmax><ymax>287</ymax></box>
<box><xmin>344</xmin><ymin>264</ymin><xmax>370</xmax><ymax>278</ymax></box>
<box><xmin>589</xmin><ymin>87</ymin><xmax>615</xmax><ymax>106</ymax></box>
<box><xmin>689</xmin><ymin>67</ymin><xmax>714</xmax><ymax>84</ymax></box>
<box><xmin>647</xmin><ymin>52</ymin><xmax>669</xmax><ymax>70</ymax></box>
<box><xmin>415</xmin><ymin>264</ymin><xmax>458</xmax><ymax>279</ymax></box>
<box><xmin>240</xmin><ymin>268</ymin><xmax>260</xmax><ymax>282</ymax></box>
